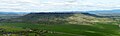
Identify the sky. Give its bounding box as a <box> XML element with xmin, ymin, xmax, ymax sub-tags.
<box><xmin>0</xmin><ymin>0</ymin><xmax>120</xmax><ymax>12</ymax></box>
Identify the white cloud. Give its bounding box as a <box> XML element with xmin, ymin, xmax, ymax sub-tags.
<box><xmin>0</xmin><ymin>0</ymin><xmax>120</xmax><ymax>12</ymax></box>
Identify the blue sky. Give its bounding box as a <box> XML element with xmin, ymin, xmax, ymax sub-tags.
<box><xmin>0</xmin><ymin>0</ymin><xmax>120</xmax><ymax>12</ymax></box>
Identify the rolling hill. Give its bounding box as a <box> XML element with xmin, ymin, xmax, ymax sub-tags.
<box><xmin>4</xmin><ymin>12</ymin><xmax>115</xmax><ymax>24</ymax></box>
<box><xmin>0</xmin><ymin>12</ymin><xmax>120</xmax><ymax>36</ymax></box>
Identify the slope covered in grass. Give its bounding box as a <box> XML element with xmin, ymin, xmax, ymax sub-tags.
<box><xmin>0</xmin><ymin>22</ymin><xmax>120</xmax><ymax>36</ymax></box>
<box><xmin>0</xmin><ymin>12</ymin><xmax>119</xmax><ymax>36</ymax></box>
<box><xmin>5</xmin><ymin>12</ymin><xmax>116</xmax><ymax>24</ymax></box>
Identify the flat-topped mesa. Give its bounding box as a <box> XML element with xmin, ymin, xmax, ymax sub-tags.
<box><xmin>1</xmin><ymin>12</ymin><xmax>115</xmax><ymax>24</ymax></box>
<box><xmin>18</xmin><ymin>12</ymin><xmax>77</xmax><ymax>23</ymax></box>
<box><xmin>29</xmin><ymin>12</ymin><xmax>81</xmax><ymax>14</ymax></box>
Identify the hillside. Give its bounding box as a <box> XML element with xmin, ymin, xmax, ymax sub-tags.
<box><xmin>0</xmin><ymin>12</ymin><xmax>120</xmax><ymax>36</ymax></box>
<box><xmin>5</xmin><ymin>12</ymin><xmax>115</xmax><ymax>24</ymax></box>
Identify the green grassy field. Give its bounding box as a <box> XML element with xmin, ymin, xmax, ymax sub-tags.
<box><xmin>0</xmin><ymin>22</ymin><xmax>120</xmax><ymax>36</ymax></box>
<box><xmin>0</xmin><ymin>13</ymin><xmax>120</xmax><ymax>36</ymax></box>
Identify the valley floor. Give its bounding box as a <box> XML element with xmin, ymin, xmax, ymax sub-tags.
<box><xmin>0</xmin><ymin>22</ymin><xmax>120</xmax><ymax>36</ymax></box>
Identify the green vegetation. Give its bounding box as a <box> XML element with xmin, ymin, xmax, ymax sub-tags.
<box><xmin>0</xmin><ymin>22</ymin><xmax>120</xmax><ymax>36</ymax></box>
<box><xmin>0</xmin><ymin>13</ymin><xmax>120</xmax><ymax>36</ymax></box>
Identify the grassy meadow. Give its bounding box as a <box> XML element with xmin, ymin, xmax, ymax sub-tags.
<box><xmin>0</xmin><ymin>22</ymin><xmax>120</xmax><ymax>36</ymax></box>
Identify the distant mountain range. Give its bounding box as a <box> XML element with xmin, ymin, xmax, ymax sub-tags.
<box><xmin>86</xmin><ymin>9</ymin><xmax>120</xmax><ymax>12</ymax></box>
<box><xmin>0</xmin><ymin>9</ymin><xmax>120</xmax><ymax>16</ymax></box>
<box><xmin>0</xmin><ymin>12</ymin><xmax>29</xmax><ymax>16</ymax></box>
<box><xmin>86</xmin><ymin>9</ymin><xmax>120</xmax><ymax>16</ymax></box>
<box><xmin>0</xmin><ymin>9</ymin><xmax>120</xmax><ymax>20</ymax></box>
<box><xmin>0</xmin><ymin>12</ymin><xmax>29</xmax><ymax>19</ymax></box>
